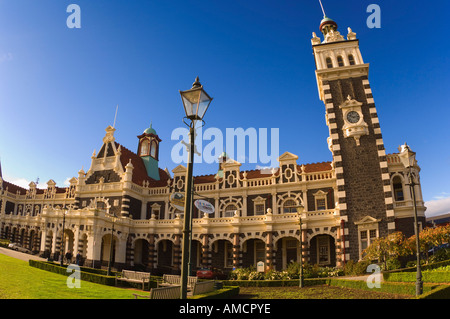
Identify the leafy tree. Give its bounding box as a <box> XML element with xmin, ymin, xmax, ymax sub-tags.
<box><xmin>362</xmin><ymin>232</ymin><xmax>407</xmax><ymax>270</ymax></box>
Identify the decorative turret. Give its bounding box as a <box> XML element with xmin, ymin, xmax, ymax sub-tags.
<box><xmin>137</xmin><ymin>123</ymin><xmax>162</xmax><ymax>181</ymax></box>
<box><xmin>319</xmin><ymin>16</ymin><xmax>338</xmax><ymax>37</ymax></box>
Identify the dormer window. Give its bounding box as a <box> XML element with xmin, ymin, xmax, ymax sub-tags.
<box><xmin>348</xmin><ymin>54</ymin><xmax>355</xmax><ymax>65</ymax></box>
<box><xmin>326</xmin><ymin>57</ymin><xmax>333</xmax><ymax>68</ymax></box>
<box><xmin>337</xmin><ymin>56</ymin><xmax>344</xmax><ymax>67</ymax></box>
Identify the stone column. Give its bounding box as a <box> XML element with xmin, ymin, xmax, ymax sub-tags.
<box><xmin>115</xmin><ymin>235</ymin><xmax>128</xmax><ymax>271</ymax></box>
<box><xmin>173</xmin><ymin>234</ymin><xmax>181</xmax><ymax>272</ymax></box>
<box><xmin>301</xmin><ymin>229</ymin><xmax>307</xmax><ymax>264</ymax></box>
<box><xmin>125</xmin><ymin>235</ymin><xmax>134</xmax><ymax>268</ymax></box>
<box><xmin>265</xmin><ymin>232</ymin><xmax>274</xmax><ymax>271</ymax></box>
<box><xmin>147</xmin><ymin>234</ymin><xmax>156</xmax><ymax>270</ymax></box>
<box><xmin>200</xmin><ymin>234</ymin><xmax>211</xmax><ymax>269</ymax></box>
<box><xmin>232</xmin><ymin>233</ymin><xmax>241</xmax><ymax>269</ymax></box>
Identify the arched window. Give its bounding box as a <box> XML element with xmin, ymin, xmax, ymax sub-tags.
<box><xmin>140</xmin><ymin>139</ymin><xmax>150</xmax><ymax>156</ymax></box>
<box><xmin>150</xmin><ymin>141</ymin><xmax>157</xmax><ymax>158</ymax></box>
<box><xmin>283</xmin><ymin>199</ymin><xmax>298</xmax><ymax>213</ymax></box>
<box><xmin>337</xmin><ymin>56</ymin><xmax>344</xmax><ymax>67</ymax></box>
<box><xmin>392</xmin><ymin>176</ymin><xmax>404</xmax><ymax>201</ymax></box>
<box><xmin>348</xmin><ymin>54</ymin><xmax>355</xmax><ymax>66</ymax></box>
<box><xmin>326</xmin><ymin>57</ymin><xmax>333</xmax><ymax>69</ymax></box>
<box><xmin>224</xmin><ymin>204</ymin><xmax>238</xmax><ymax>217</ymax></box>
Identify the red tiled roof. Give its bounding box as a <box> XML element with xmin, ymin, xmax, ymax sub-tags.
<box><xmin>300</xmin><ymin>162</ymin><xmax>333</xmax><ymax>173</ymax></box>
<box><xmin>2</xmin><ymin>180</ymin><xmax>27</xmax><ymax>195</ymax></box>
<box><xmin>194</xmin><ymin>174</ymin><xmax>216</xmax><ymax>184</ymax></box>
<box><xmin>1</xmin><ymin>180</ymin><xmax>68</xmax><ymax>195</ymax></box>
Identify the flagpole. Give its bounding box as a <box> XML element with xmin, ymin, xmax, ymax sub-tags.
<box><xmin>113</xmin><ymin>104</ymin><xmax>118</xmax><ymax>128</ymax></box>
<box><xmin>318</xmin><ymin>0</ymin><xmax>326</xmax><ymax>16</ymax></box>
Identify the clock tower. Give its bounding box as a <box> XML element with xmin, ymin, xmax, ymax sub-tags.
<box><xmin>312</xmin><ymin>16</ymin><xmax>396</xmax><ymax>261</ymax></box>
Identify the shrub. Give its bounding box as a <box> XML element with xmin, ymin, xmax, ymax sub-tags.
<box><xmin>229</xmin><ymin>267</ymin><xmax>254</xmax><ymax>281</ymax></box>
<box><xmin>29</xmin><ymin>260</ymin><xmax>116</xmax><ymax>286</ymax></box>
<box><xmin>285</xmin><ymin>262</ymin><xmax>300</xmax><ymax>279</ymax></box>
<box><xmin>429</xmin><ymin>248</ymin><xmax>450</xmax><ymax>263</ymax></box>
<box><xmin>385</xmin><ymin>257</ymin><xmax>402</xmax><ymax>271</ymax></box>
<box><xmin>343</xmin><ymin>260</ymin><xmax>371</xmax><ymax>276</ymax></box>
<box><xmin>230</xmin><ymin>263</ymin><xmax>342</xmax><ymax>282</ymax></box>
<box><xmin>0</xmin><ymin>239</ymin><xmax>10</xmax><ymax>248</ymax></box>
<box><xmin>248</xmin><ymin>271</ymin><xmax>265</xmax><ymax>281</ymax></box>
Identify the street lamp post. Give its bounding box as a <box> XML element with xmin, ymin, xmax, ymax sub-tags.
<box><xmin>188</xmin><ymin>178</ymin><xmax>194</xmax><ymax>276</ymax></box>
<box><xmin>296</xmin><ymin>205</ymin><xmax>305</xmax><ymax>288</ymax></box>
<box><xmin>398</xmin><ymin>143</ymin><xmax>423</xmax><ymax>296</ymax></box>
<box><xmin>179</xmin><ymin>77</ymin><xmax>213</xmax><ymax>299</ymax></box>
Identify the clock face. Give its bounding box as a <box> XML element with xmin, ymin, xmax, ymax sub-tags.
<box><xmin>346</xmin><ymin>111</ymin><xmax>360</xmax><ymax>124</ymax></box>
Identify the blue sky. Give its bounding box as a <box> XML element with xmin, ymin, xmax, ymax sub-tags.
<box><xmin>0</xmin><ymin>0</ymin><xmax>449</xmax><ymax>217</ymax></box>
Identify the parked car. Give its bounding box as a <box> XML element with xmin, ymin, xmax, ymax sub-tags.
<box><xmin>196</xmin><ymin>268</ymin><xmax>228</xmax><ymax>280</ymax></box>
<box><xmin>8</xmin><ymin>243</ymin><xmax>31</xmax><ymax>254</ymax></box>
<box><xmin>428</xmin><ymin>243</ymin><xmax>450</xmax><ymax>255</ymax></box>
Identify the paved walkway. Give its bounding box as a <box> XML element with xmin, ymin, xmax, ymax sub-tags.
<box><xmin>0</xmin><ymin>247</ymin><xmax>47</xmax><ymax>262</ymax></box>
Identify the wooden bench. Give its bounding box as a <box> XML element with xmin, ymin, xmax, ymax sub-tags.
<box><xmin>189</xmin><ymin>280</ymin><xmax>215</xmax><ymax>296</ymax></box>
<box><xmin>115</xmin><ymin>270</ymin><xmax>151</xmax><ymax>290</ymax></box>
<box><xmin>133</xmin><ymin>285</ymin><xmax>181</xmax><ymax>299</ymax></box>
<box><xmin>157</xmin><ymin>274</ymin><xmax>197</xmax><ymax>289</ymax></box>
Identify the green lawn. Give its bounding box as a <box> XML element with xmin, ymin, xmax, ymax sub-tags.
<box><xmin>0</xmin><ymin>253</ymin><xmax>148</xmax><ymax>299</ymax></box>
<box><xmin>235</xmin><ymin>285</ymin><xmax>412</xmax><ymax>299</ymax></box>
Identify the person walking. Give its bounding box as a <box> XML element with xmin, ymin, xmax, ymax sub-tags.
<box><xmin>75</xmin><ymin>252</ymin><xmax>82</xmax><ymax>266</ymax></box>
<box><xmin>65</xmin><ymin>250</ymin><xmax>72</xmax><ymax>264</ymax></box>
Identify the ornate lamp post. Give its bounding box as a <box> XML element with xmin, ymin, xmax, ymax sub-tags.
<box><xmin>296</xmin><ymin>205</ymin><xmax>305</xmax><ymax>288</ymax></box>
<box><xmin>179</xmin><ymin>77</ymin><xmax>213</xmax><ymax>299</ymax></box>
<box><xmin>398</xmin><ymin>143</ymin><xmax>423</xmax><ymax>296</ymax></box>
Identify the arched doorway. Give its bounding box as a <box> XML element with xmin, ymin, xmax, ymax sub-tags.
<box><xmin>157</xmin><ymin>239</ymin><xmax>174</xmax><ymax>274</ymax></box>
<box><xmin>2</xmin><ymin>226</ymin><xmax>10</xmax><ymax>240</ymax></box>
<box><xmin>29</xmin><ymin>229</ymin><xmax>36</xmax><ymax>252</ymax></box>
<box><xmin>241</xmin><ymin>238</ymin><xmax>266</xmax><ymax>269</ymax></box>
<box><xmin>210</xmin><ymin>239</ymin><xmax>233</xmax><ymax>270</ymax></box>
<box><xmin>62</xmin><ymin>229</ymin><xmax>75</xmax><ymax>256</ymax></box>
<box><xmin>101</xmin><ymin>234</ymin><xmax>118</xmax><ymax>268</ymax></box>
<box><xmin>275</xmin><ymin>236</ymin><xmax>300</xmax><ymax>271</ymax></box>
<box><xmin>134</xmin><ymin>238</ymin><xmax>150</xmax><ymax>269</ymax></box>
<box><xmin>44</xmin><ymin>230</ymin><xmax>54</xmax><ymax>259</ymax></box>
<box><xmin>309</xmin><ymin>234</ymin><xmax>336</xmax><ymax>266</ymax></box>
<box><xmin>189</xmin><ymin>239</ymin><xmax>202</xmax><ymax>272</ymax></box>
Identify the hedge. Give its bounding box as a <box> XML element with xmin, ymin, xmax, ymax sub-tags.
<box><xmin>29</xmin><ymin>260</ymin><xmax>117</xmax><ymax>286</ymax></box>
<box><xmin>221</xmin><ymin>278</ymin><xmax>328</xmax><ymax>287</ymax></box>
<box><xmin>417</xmin><ymin>284</ymin><xmax>450</xmax><ymax>299</ymax></box>
<box><xmin>384</xmin><ymin>258</ymin><xmax>450</xmax><ymax>274</ymax></box>
<box><xmin>326</xmin><ymin>278</ymin><xmax>436</xmax><ymax>296</ymax></box>
<box><xmin>191</xmin><ymin>286</ymin><xmax>240</xmax><ymax>299</ymax></box>
<box><xmin>384</xmin><ymin>271</ymin><xmax>450</xmax><ymax>283</ymax></box>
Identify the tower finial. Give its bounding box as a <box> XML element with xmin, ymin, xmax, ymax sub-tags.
<box><xmin>192</xmin><ymin>76</ymin><xmax>201</xmax><ymax>88</ymax></box>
